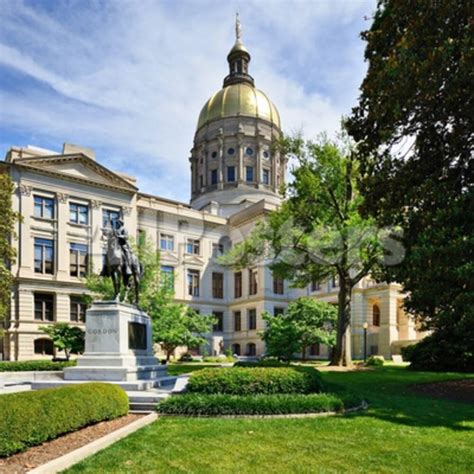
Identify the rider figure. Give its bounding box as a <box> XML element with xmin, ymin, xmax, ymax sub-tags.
<box><xmin>114</xmin><ymin>219</ymin><xmax>133</xmax><ymax>277</ymax></box>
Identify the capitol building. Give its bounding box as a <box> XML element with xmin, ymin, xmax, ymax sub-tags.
<box><xmin>1</xmin><ymin>24</ymin><xmax>424</xmax><ymax>362</ymax></box>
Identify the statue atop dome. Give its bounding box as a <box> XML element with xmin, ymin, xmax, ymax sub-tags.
<box><xmin>235</xmin><ymin>13</ymin><xmax>242</xmax><ymax>42</ymax></box>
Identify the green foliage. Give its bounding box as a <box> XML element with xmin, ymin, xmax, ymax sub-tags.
<box><xmin>347</xmin><ymin>1</ymin><xmax>474</xmax><ymax>369</ymax></box>
<box><xmin>39</xmin><ymin>323</ymin><xmax>85</xmax><ymax>360</ymax></box>
<box><xmin>0</xmin><ymin>172</ymin><xmax>21</xmax><ymax>324</ymax></box>
<box><xmin>187</xmin><ymin>367</ymin><xmax>322</xmax><ymax>395</ymax></box>
<box><xmin>233</xmin><ymin>359</ymin><xmax>291</xmax><ymax>368</ymax></box>
<box><xmin>401</xmin><ymin>331</ymin><xmax>474</xmax><ymax>373</ymax></box>
<box><xmin>157</xmin><ymin>393</ymin><xmax>352</xmax><ymax>416</ymax></box>
<box><xmin>262</xmin><ymin>298</ymin><xmax>337</xmax><ymax>361</ymax></box>
<box><xmin>0</xmin><ymin>383</ymin><xmax>128</xmax><ymax>457</ymax></box>
<box><xmin>0</xmin><ymin>360</ymin><xmax>77</xmax><ymax>372</ymax></box>
<box><xmin>366</xmin><ymin>356</ymin><xmax>384</xmax><ymax>367</ymax></box>
<box><xmin>202</xmin><ymin>356</ymin><xmax>235</xmax><ymax>363</ymax></box>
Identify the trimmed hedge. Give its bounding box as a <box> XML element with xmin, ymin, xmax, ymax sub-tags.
<box><xmin>157</xmin><ymin>393</ymin><xmax>356</xmax><ymax>416</ymax></box>
<box><xmin>0</xmin><ymin>360</ymin><xmax>77</xmax><ymax>372</ymax></box>
<box><xmin>0</xmin><ymin>383</ymin><xmax>128</xmax><ymax>457</ymax></box>
<box><xmin>234</xmin><ymin>359</ymin><xmax>290</xmax><ymax>368</ymax></box>
<box><xmin>187</xmin><ymin>367</ymin><xmax>323</xmax><ymax>395</ymax></box>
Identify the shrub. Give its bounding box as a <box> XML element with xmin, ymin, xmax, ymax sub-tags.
<box><xmin>202</xmin><ymin>356</ymin><xmax>235</xmax><ymax>363</ymax></box>
<box><xmin>366</xmin><ymin>356</ymin><xmax>384</xmax><ymax>367</ymax></box>
<box><xmin>234</xmin><ymin>359</ymin><xmax>290</xmax><ymax>368</ymax></box>
<box><xmin>178</xmin><ymin>353</ymin><xmax>194</xmax><ymax>362</ymax></box>
<box><xmin>0</xmin><ymin>383</ymin><xmax>128</xmax><ymax>457</ymax></box>
<box><xmin>157</xmin><ymin>393</ymin><xmax>359</xmax><ymax>416</ymax></box>
<box><xmin>187</xmin><ymin>367</ymin><xmax>322</xmax><ymax>395</ymax></box>
<box><xmin>0</xmin><ymin>360</ymin><xmax>77</xmax><ymax>372</ymax></box>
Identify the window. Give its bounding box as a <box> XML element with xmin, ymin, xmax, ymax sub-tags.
<box><xmin>227</xmin><ymin>166</ymin><xmax>236</xmax><ymax>182</ymax></box>
<box><xmin>199</xmin><ymin>175</ymin><xmax>203</xmax><ymax>187</ymax></box>
<box><xmin>186</xmin><ymin>239</ymin><xmax>200</xmax><ymax>255</ymax></box>
<box><xmin>34</xmin><ymin>238</ymin><xmax>54</xmax><ymax>274</ymax></box>
<box><xmin>246</xmin><ymin>166</ymin><xmax>254</xmax><ymax>182</ymax></box>
<box><xmin>70</xmin><ymin>243</ymin><xmax>88</xmax><ymax>277</ymax></box>
<box><xmin>160</xmin><ymin>234</ymin><xmax>174</xmax><ymax>251</ymax></box>
<box><xmin>274</xmin><ymin>307</ymin><xmax>285</xmax><ymax>316</ymax></box>
<box><xmin>311</xmin><ymin>280</ymin><xmax>320</xmax><ymax>292</ymax></box>
<box><xmin>212</xmin><ymin>243</ymin><xmax>224</xmax><ymax>258</ymax></box>
<box><xmin>211</xmin><ymin>169</ymin><xmax>218</xmax><ymax>185</ymax></box>
<box><xmin>212</xmin><ymin>272</ymin><xmax>224</xmax><ymax>299</ymax></box>
<box><xmin>161</xmin><ymin>265</ymin><xmax>174</xmax><ymax>288</ymax></box>
<box><xmin>102</xmin><ymin>209</ymin><xmax>121</xmax><ymax>228</ymax></box>
<box><xmin>263</xmin><ymin>150</ymin><xmax>270</xmax><ymax>159</ymax></box>
<box><xmin>262</xmin><ymin>169</ymin><xmax>270</xmax><ymax>185</ymax></box>
<box><xmin>247</xmin><ymin>342</ymin><xmax>256</xmax><ymax>356</ymax></box>
<box><xmin>248</xmin><ymin>309</ymin><xmax>257</xmax><ymax>330</ymax></box>
<box><xmin>234</xmin><ymin>311</ymin><xmax>241</xmax><ymax>331</ymax></box>
<box><xmin>245</xmin><ymin>147</ymin><xmax>253</xmax><ymax>156</ymax></box>
<box><xmin>273</xmin><ymin>275</ymin><xmax>284</xmax><ymax>294</ymax></box>
<box><xmin>227</xmin><ymin>147</ymin><xmax>235</xmax><ymax>155</ymax></box>
<box><xmin>249</xmin><ymin>269</ymin><xmax>258</xmax><ymax>295</ymax></box>
<box><xmin>34</xmin><ymin>338</ymin><xmax>54</xmax><ymax>355</ymax></box>
<box><xmin>34</xmin><ymin>293</ymin><xmax>54</xmax><ymax>321</ymax></box>
<box><xmin>34</xmin><ymin>195</ymin><xmax>54</xmax><ymax>219</ymax></box>
<box><xmin>70</xmin><ymin>297</ymin><xmax>87</xmax><ymax>322</ymax></box>
<box><xmin>211</xmin><ymin>151</ymin><xmax>218</xmax><ymax>158</ymax></box>
<box><xmin>234</xmin><ymin>272</ymin><xmax>242</xmax><ymax>298</ymax></box>
<box><xmin>187</xmin><ymin>269</ymin><xmax>200</xmax><ymax>296</ymax></box>
<box><xmin>69</xmin><ymin>203</ymin><xmax>89</xmax><ymax>225</ymax></box>
<box><xmin>332</xmin><ymin>275</ymin><xmax>339</xmax><ymax>288</ymax></box>
<box><xmin>213</xmin><ymin>311</ymin><xmax>224</xmax><ymax>332</ymax></box>
<box><xmin>309</xmin><ymin>343</ymin><xmax>320</xmax><ymax>356</ymax></box>
<box><xmin>232</xmin><ymin>343</ymin><xmax>241</xmax><ymax>356</ymax></box>
<box><xmin>372</xmin><ymin>304</ymin><xmax>381</xmax><ymax>327</ymax></box>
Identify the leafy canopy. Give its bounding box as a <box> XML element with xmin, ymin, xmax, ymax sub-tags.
<box><xmin>39</xmin><ymin>323</ymin><xmax>85</xmax><ymax>360</ymax></box>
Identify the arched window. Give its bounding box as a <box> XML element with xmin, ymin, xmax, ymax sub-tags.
<box><xmin>246</xmin><ymin>343</ymin><xmax>256</xmax><ymax>356</ymax></box>
<box><xmin>34</xmin><ymin>338</ymin><xmax>54</xmax><ymax>356</ymax></box>
<box><xmin>232</xmin><ymin>343</ymin><xmax>241</xmax><ymax>356</ymax></box>
<box><xmin>372</xmin><ymin>305</ymin><xmax>381</xmax><ymax>327</ymax></box>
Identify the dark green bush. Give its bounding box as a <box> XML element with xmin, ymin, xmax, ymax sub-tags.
<box><xmin>187</xmin><ymin>367</ymin><xmax>322</xmax><ymax>395</ymax></box>
<box><xmin>365</xmin><ymin>356</ymin><xmax>384</xmax><ymax>367</ymax></box>
<box><xmin>0</xmin><ymin>360</ymin><xmax>77</xmax><ymax>372</ymax></box>
<box><xmin>0</xmin><ymin>383</ymin><xmax>128</xmax><ymax>457</ymax></box>
<box><xmin>234</xmin><ymin>359</ymin><xmax>290</xmax><ymax>368</ymax></box>
<box><xmin>157</xmin><ymin>393</ymin><xmax>358</xmax><ymax>416</ymax></box>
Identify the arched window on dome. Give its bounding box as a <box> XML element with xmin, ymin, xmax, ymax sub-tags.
<box><xmin>372</xmin><ymin>304</ymin><xmax>381</xmax><ymax>327</ymax></box>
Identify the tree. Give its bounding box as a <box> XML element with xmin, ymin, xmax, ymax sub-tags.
<box><xmin>85</xmin><ymin>238</ymin><xmax>215</xmax><ymax>362</ymax></box>
<box><xmin>221</xmin><ymin>132</ymin><xmax>398</xmax><ymax>366</ymax></box>
<box><xmin>346</xmin><ymin>1</ymin><xmax>474</xmax><ymax>369</ymax></box>
<box><xmin>39</xmin><ymin>323</ymin><xmax>85</xmax><ymax>360</ymax></box>
<box><xmin>261</xmin><ymin>298</ymin><xmax>337</xmax><ymax>361</ymax></box>
<box><xmin>0</xmin><ymin>171</ymin><xmax>21</xmax><ymax>330</ymax></box>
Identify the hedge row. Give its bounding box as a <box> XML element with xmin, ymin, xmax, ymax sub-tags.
<box><xmin>157</xmin><ymin>393</ymin><xmax>354</xmax><ymax>416</ymax></box>
<box><xmin>234</xmin><ymin>359</ymin><xmax>291</xmax><ymax>368</ymax></box>
<box><xmin>187</xmin><ymin>367</ymin><xmax>323</xmax><ymax>395</ymax></box>
<box><xmin>0</xmin><ymin>360</ymin><xmax>77</xmax><ymax>372</ymax></box>
<box><xmin>0</xmin><ymin>383</ymin><xmax>128</xmax><ymax>457</ymax></box>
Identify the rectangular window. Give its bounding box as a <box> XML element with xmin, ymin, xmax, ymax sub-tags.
<box><xmin>160</xmin><ymin>265</ymin><xmax>174</xmax><ymax>288</ymax></box>
<box><xmin>274</xmin><ymin>307</ymin><xmax>285</xmax><ymax>316</ymax></box>
<box><xmin>273</xmin><ymin>275</ymin><xmax>284</xmax><ymax>294</ymax></box>
<box><xmin>70</xmin><ymin>297</ymin><xmax>87</xmax><ymax>322</ymax></box>
<box><xmin>211</xmin><ymin>169</ymin><xmax>218</xmax><ymax>185</ymax></box>
<box><xmin>234</xmin><ymin>311</ymin><xmax>241</xmax><ymax>331</ymax></box>
<box><xmin>102</xmin><ymin>209</ymin><xmax>121</xmax><ymax>228</ymax></box>
<box><xmin>262</xmin><ymin>169</ymin><xmax>270</xmax><ymax>185</ymax></box>
<box><xmin>309</xmin><ymin>343</ymin><xmax>320</xmax><ymax>356</ymax></box>
<box><xmin>186</xmin><ymin>239</ymin><xmax>200</xmax><ymax>255</ymax></box>
<box><xmin>332</xmin><ymin>276</ymin><xmax>339</xmax><ymax>288</ymax></box>
<box><xmin>187</xmin><ymin>269</ymin><xmax>200</xmax><ymax>297</ymax></box>
<box><xmin>160</xmin><ymin>234</ymin><xmax>174</xmax><ymax>251</ymax></box>
<box><xmin>70</xmin><ymin>243</ymin><xmax>88</xmax><ymax>277</ymax></box>
<box><xmin>69</xmin><ymin>202</ymin><xmax>89</xmax><ymax>225</ymax></box>
<box><xmin>34</xmin><ymin>293</ymin><xmax>54</xmax><ymax>321</ymax></box>
<box><xmin>227</xmin><ymin>166</ymin><xmax>235</xmax><ymax>182</ymax></box>
<box><xmin>249</xmin><ymin>268</ymin><xmax>258</xmax><ymax>295</ymax></box>
<box><xmin>246</xmin><ymin>166</ymin><xmax>254</xmax><ymax>182</ymax></box>
<box><xmin>234</xmin><ymin>272</ymin><xmax>242</xmax><ymax>298</ymax></box>
<box><xmin>213</xmin><ymin>311</ymin><xmax>224</xmax><ymax>332</ymax></box>
<box><xmin>34</xmin><ymin>238</ymin><xmax>54</xmax><ymax>274</ymax></box>
<box><xmin>34</xmin><ymin>195</ymin><xmax>55</xmax><ymax>219</ymax></box>
<box><xmin>311</xmin><ymin>280</ymin><xmax>320</xmax><ymax>292</ymax></box>
<box><xmin>199</xmin><ymin>175</ymin><xmax>203</xmax><ymax>187</ymax></box>
<box><xmin>248</xmin><ymin>309</ymin><xmax>257</xmax><ymax>330</ymax></box>
<box><xmin>212</xmin><ymin>272</ymin><xmax>224</xmax><ymax>299</ymax></box>
<box><xmin>212</xmin><ymin>243</ymin><xmax>224</xmax><ymax>258</ymax></box>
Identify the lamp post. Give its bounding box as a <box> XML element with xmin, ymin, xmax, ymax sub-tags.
<box><xmin>363</xmin><ymin>322</ymin><xmax>368</xmax><ymax>363</ymax></box>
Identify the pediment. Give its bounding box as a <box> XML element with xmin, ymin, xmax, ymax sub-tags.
<box><xmin>183</xmin><ymin>254</ymin><xmax>205</xmax><ymax>266</ymax></box>
<box><xmin>16</xmin><ymin>154</ymin><xmax>137</xmax><ymax>192</ymax></box>
<box><xmin>160</xmin><ymin>251</ymin><xmax>180</xmax><ymax>265</ymax></box>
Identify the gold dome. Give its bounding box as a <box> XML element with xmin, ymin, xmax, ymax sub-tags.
<box><xmin>197</xmin><ymin>83</ymin><xmax>281</xmax><ymax>131</ymax></box>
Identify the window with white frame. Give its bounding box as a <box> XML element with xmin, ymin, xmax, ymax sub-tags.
<box><xmin>160</xmin><ymin>234</ymin><xmax>174</xmax><ymax>251</ymax></box>
<box><xmin>69</xmin><ymin>202</ymin><xmax>89</xmax><ymax>225</ymax></box>
<box><xmin>34</xmin><ymin>238</ymin><xmax>54</xmax><ymax>274</ymax></box>
<box><xmin>34</xmin><ymin>195</ymin><xmax>55</xmax><ymax>219</ymax></box>
<box><xmin>70</xmin><ymin>243</ymin><xmax>88</xmax><ymax>277</ymax></box>
<box><xmin>187</xmin><ymin>269</ymin><xmax>200</xmax><ymax>296</ymax></box>
<box><xmin>186</xmin><ymin>239</ymin><xmax>200</xmax><ymax>255</ymax></box>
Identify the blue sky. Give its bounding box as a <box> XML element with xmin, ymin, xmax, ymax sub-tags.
<box><xmin>0</xmin><ymin>0</ymin><xmax>375</xmax><ymax>202</ymax></box>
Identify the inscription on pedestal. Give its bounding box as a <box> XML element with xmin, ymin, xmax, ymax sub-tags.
<box><xmin>128</xmin><ymin>322</ymin><xmax>146</xmax><ymax>350</ymax></box>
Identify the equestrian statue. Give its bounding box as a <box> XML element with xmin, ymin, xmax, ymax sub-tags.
<box><xmin>101</xmin><ymin>219</ymin><xmax>143</xmax><ymax>305</ymax></box>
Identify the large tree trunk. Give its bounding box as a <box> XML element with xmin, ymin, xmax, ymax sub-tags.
<box><xmin>330</xmin><ymin>280</ymin><xmax>353</xmax><ymax>367</ymax></box>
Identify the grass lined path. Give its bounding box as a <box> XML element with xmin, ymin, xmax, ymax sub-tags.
<box><xmin>67</xmin><ymin>367</ymin><xmax>474</xmax><ymax>473</ymax></box>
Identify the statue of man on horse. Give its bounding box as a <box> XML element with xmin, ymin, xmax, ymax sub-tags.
<box><xmin>101</xmin><ymin>219</ymin><xmax>143</xmax><ymax>305</ymax></box>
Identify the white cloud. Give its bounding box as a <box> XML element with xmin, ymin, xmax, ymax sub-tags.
<box><xmin>0</xmin><ymin>0</ymin><xmax>375</xmax><ymax>202</ymax></box>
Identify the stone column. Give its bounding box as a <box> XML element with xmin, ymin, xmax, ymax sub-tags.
<box><xmin>237</xmin><ymin>135</ymin><xmax>244</xmax><ymax>183</ymax></box>
<box><xmin>379</xmin><ymin>287</ymin><xmax>399</xmax><ymax>358</ymax></box>
<box><xmin>56</xmin><ymin>193</ymin><xmax>69</xmax><ymax>279</ymax></box>
<box><xmin>18</xmin><ymin>184</ymin><xmax>34</xmax><ymax>278</ymax></box>
<box><xmin>217</xmin><ymin>134</ymin><xmax>224</xmax><ymax>189</ymax></box>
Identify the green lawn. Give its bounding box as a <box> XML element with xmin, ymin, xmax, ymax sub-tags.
<box><xmin>67</xmin><ymin>367</ymin><xmax>474</xmax><ymax>474</ymax></box>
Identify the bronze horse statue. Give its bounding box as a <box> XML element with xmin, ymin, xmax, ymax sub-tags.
<box><xmin>101</xmin><ymin>221</ymin><xmax>143</xmax><ymax>305</ymax></box>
